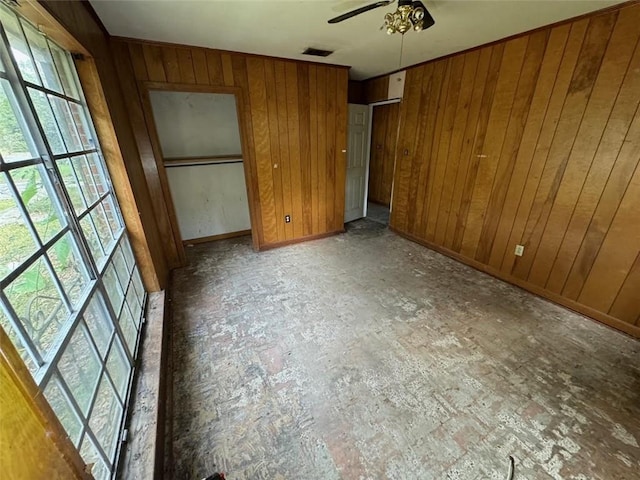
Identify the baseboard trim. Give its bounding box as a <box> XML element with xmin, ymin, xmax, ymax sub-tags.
<box><xmin>259</xmin><ymin>229</ymin><xmax>345</xmax><ymax>251</ymax></box>
<box><xmin>183</xmin><ymin>229</ymin><xmax>252</xmax><ymax>245</ymax></box>
<box><xmin>390</xmin><ymin>227</ymin><xmax>640</xmax><ymax>339</ymax></box>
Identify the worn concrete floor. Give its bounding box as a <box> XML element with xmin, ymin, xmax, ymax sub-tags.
<box><xmin>168</xmin><ymin>219</ymin><xmax>640</xmax><ymax>480</ymax></box>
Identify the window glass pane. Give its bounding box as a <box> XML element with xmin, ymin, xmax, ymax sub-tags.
<box><xmin>0</xmin><ymin>172</ymin><xmax>40</xmax><ymax>279</ymax></box>
<box><xmin>85</xmin><ymin>153</ymin><xmax>109</xmax><ymax>199</ymax></box>
<box><xmin>70</xmin><ymin>154</ymin><xmax>100</xmax><ymax>207</ymax></box>
<box><xmin>106</xmin><ymin>338</ymin><xmax>128</xmax><ymax>398</ymax></box>
<box><xmin>112</xmin><ymin>246</ymin><xmax>130</xmax><ymax>290</ymax></box>
<box><xmin>103</xmin><ymin>263</ymin><xmax>124</xmax><ymax>314</ymax></box>
<box><xmin>89</xmin><ymin>375</ymin><xmax>122</xmax><ymax>459</ymax></box>
<box><xmin>80</xmin><ymin>436</ymin><xmax>110</xmax><ymax>480</ymax></box>
<box><xmin>4</xmin><ymin>256</ymin><xmax>68</xmax><ymax>356</ymax></box>
<box><xmin>43</xmin><ymin>375</ymin><xmax>83</xmax><ymax>445</ymax></box>
<box><xmin>47</xmin><ymin>232</ymin><xmax>90</xmax><ymax>307</ymax></box>
<box><xmin>132</xmin><ymin>267</ymin><xmax>144</xmax><ymax>305</ymax></box>
<box><xmin>68</xmin><ymin>102</ymin><xmax>94</xmax><ymax>150</ymax></box>
<box><xmin>118</xmin><ymin>303</ymin><xmax>137</xmax><ymax>353</ymax></box>
<box><xmin>8</xmin><ymin>164</ymin><xmax>65</xmax><ymax>243</ymax></box>
<box><xmin>80</xmin><ymin>214</ymin><xmax>106</xmax><ymax>267</ymax></box>
<box><xmin>21</xmin><ymin>19</ymin><xmax>62</xmax><ymax>93</ymax></box>
<box><xmin>56</xmin><ymin>157</ymin><xmax>86</xmax><ymax>212</ymax></box>
<box><xmin>101</xmin><ymin>194</ymin><xmax>122</xmax><ymax>238</ymax></box>
<box><xmin>0</xmin><ymin>306</ymin><xmax>37</xmax><ymax>373</ymax></box>
<box><xmin>0</xmin><ymin>78</ymin><xmax>37</xmax><ymax>161</ymax></box>
<box><xmin>120</xmin><ymin>237</ymin><xmax>135</xmax><ymax>271</ymax></box>
<box><xmin>91</xmin><ymin>203</ymin><xmax>116</xmax><ymax>254</ymax></box>
<box><xmin>28</xmin><ymin>87</ymin><xmax>65</xmax><ymax>154</ymax></box>
<box><xmin>49</xmin><ymin>43</ymin><xmax>79</xmax><ymax>100</ymax></box>
<box><xmin>48</xmin><ymin>95</ymin><xmax>82</xmax><ymax>152</ymax></box>
<box><xmin>125</xmin><ymin>282</ymin><xmax>142</xmax><ymax>329</ymax></box>
<box><xmin>83</xmin><ymin>293</ymin><xmax>113</xmax><ymax>359</ymax></box>
<box><xmin>58</xmin><ymin>323</ymin><xmax>101</xmax><ymax>415</ymax></box>
<box><xmin>0</xmin><ymin>6</ymin><xmax>40</xmax><ymax>84</ymax></box>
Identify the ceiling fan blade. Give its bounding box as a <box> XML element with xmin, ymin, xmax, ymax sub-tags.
<box><xmin>415</xmin><ymin>1</ymin><xmax>436</xmax><ymax>29</ymax></box>
<box><xmin>328</xmin><ymin>0</ymin><xmax>395</xmax><ymax>24</ymax></box>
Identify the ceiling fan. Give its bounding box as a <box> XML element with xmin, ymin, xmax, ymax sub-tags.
<box><xmin>328</xmin><ymin>0</ymin><xmax>435</xmax><ymax>35</ymax></box>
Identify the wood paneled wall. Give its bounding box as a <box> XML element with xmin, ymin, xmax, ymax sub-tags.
<box><xmin>368</xmin><ymin>103</ymin><xmax>400</xmax><ymax>206</ymax></box>
<box><xmin>37</xmin><ymin>0</ymin><xmax>169</xmax><ymax>290</ymax></box>
<box><xmin>112</xmin><ymin>39</ymin><xmax>349</xmax><ymax>256</ymax></box>
<box><xmin>376</xmin><ymin>2</ymin><xmax>640</xmax><ymax>338</ymax></box>
<box><xmin>364</xmin><ymin>76</ymin><xmax>390</xmax><ymax>104</ymax></box>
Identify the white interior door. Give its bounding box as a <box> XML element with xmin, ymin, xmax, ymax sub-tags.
<box><xmin>344</xmin><ymin>104</ymin><xmax>370</xmax><ymax>223</ymax></box>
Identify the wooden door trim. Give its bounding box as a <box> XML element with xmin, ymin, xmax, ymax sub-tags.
<box><xmin>139</xmin><ymin>81</ymin><xmax>261</xmax><ymax>257</ymax></box>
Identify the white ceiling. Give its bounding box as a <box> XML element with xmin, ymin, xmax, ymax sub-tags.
<box><xmin>89</xmin><ymin>0</ymin><xmax>627</xmax><ymax>80</ymax></box>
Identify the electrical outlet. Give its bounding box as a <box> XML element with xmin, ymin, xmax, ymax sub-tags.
<box><xmin>514</xmin><ymin>244</ymin><xmax>525</xmax><ymax>256</ymax></box>
<box><xmin>285</xmin><ymin>215</ymin><xmax>291</xmax><ymax>223</ymax></box>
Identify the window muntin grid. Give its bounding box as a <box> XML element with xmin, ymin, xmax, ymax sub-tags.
<box><xmin>0</xmin><ymin>6</ymin><xmax>145</xmax><ymax>479</ymax></box>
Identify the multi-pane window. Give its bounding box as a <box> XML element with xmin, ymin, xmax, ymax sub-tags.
<box><xmin>0</xmin><ymin>5</ymin><xmax>145</xmax><ymax>479</ymax></box>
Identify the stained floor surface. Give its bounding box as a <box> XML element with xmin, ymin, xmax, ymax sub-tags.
<box><xmin>168</xmin><ymin>219</ymin><xmax>640</xmax><ymax>480</ymax></box>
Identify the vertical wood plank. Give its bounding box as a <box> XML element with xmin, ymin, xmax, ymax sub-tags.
<box><xmin>206</xmin><ymin>50</ymin><xmax>224</xmax><ymax>85</ymax></box>
<box><xmin>264</xmin><ymin>60</ymin><xmax>286</xmax><ymax>241</ymax></box>
<box><xmin>192</xmin><ymin>49</ymin><xmax>209</xmax><ymax>85</ymax></box>
<box><xmin>247</xmin><ymin>58</ymin><xmax>278</xmax><ymax>244</ymax></box>
<box><xmin>285</xmin><ymin>62</ymin><xmax>304</xmax><ymax>238</ymax></box>
<box><xmin>415</xmin><ymin>62</ymin><xmax>447</xmax><ymax>238</ymax></box>
<box><xmin>325</xmin><ymin>68</ymin><xmax>337</xmax><ymax>231</ymax></box>
<box><xmin>176</xmin><ymin>47</ymin><xmax>196</xmax><ymax>84</ymax></box>
<box><xmin>274</xmin><ymin>61</ymin><xmax>293</xmax><ymax>239</ymax></box>
<box><xmin>128</xmin><ymin>43</ymin><xmax>149</xmax><ymax>81</ymax></box>
<box><xmin>368</xmin><ymin>105</ymin><xmax>388</xmax><ymax>204</ymax></box>
<box><xmin>160</xmin><ymin>47</ymin><xmax>181</xmax><ymax>83</ymax></box>
<box><xmin>316</xmin><ymin>66</ymin><xmax>328</xmax><ymax>234</ymax></box>
<box><xmin>335</xmin><ymin>68</ymin><xmax>348</xmax><ymax>230</ymax></box>
<box><xmin>391</xmin><ymin>65</ymin><xmax>425</xmax><ymax>231</ymax></box>
<box><xmin>141</xmin><ymin>44</ymin><xmax>166</xmax><ymax>82</ymax></box>
<box><xmin>222</xmin><ymin>53</ymin><xmax>235</xmax><ymax>86</ymax></box>
<box><xmin>232</xmin><ymin>55</ymin><xmax>264</xmax><ymax>248</ymax></box>
<box><xmin>297</xmin><ymin>63</ymin><xmax>313</xmax><ymax>236</ymax></box>
<box><xmin>309</xmin><ymin>65</ymin><xmax>319</xmax><ymax>235</ymax></box>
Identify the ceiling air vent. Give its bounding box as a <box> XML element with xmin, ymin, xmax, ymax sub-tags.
<box><xmin>302</xmin><ymin>47</ymin><xmax>334</xmax><ymax>57</ymax></box>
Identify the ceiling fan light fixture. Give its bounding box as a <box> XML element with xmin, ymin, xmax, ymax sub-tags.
<box><xmin>382</xmin><ymin>1</ymin><xmax>429</xmax><ymax>35</ymax></box>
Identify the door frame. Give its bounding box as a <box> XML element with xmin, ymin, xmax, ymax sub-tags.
<box><xmin>363</xmin><ymin>98</ymin><xmax>402</xmax><ymax>218</ymax></box>
<box><xmin>139</xmin><ymin>82</ymin><xmax>258</xmax><ymax>265</ymax></box>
